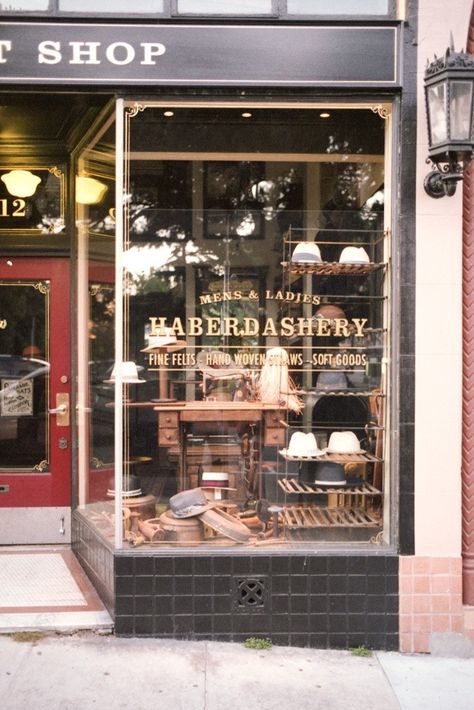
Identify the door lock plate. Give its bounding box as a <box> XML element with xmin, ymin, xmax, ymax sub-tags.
<box><xmin>55</xmin><ymin>393</ymin><xmax>69</xmax><ymax>427</ymax></box>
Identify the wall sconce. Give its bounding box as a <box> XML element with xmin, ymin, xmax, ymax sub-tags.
<box><xmin>1</xmin><ymin>169</ymin><xmax>41</xmax><ymax>197</ymax></box>
<box><xmin>76</xmin><ymin>176</ymin><xmax>108</xmax><ymax>205</ymax></box>
<box><xmin>424</xmin><ymin>40</ymin><xmax>474</xmax><ymax>198</ymax></box>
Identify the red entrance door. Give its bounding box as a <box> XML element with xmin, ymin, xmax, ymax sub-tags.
<box><xmin>0</xmin><ymin>257</ymin><xmax>71</xmax><ymax>544</ymax></box>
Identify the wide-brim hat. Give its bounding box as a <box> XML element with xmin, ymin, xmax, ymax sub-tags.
<box><xmin>339</xmin><ymin>246</ymin><xmax>370</xmax><ymax>264</ymax></box>
<box><xmin>169</xmin><ymin>487</ymin><xmax>218</xmax><ymax>518</ymax></box>
<box><xmin>141</xmin><ymin>328</ymin><xmax>186</xmax><ymax>352</ymax></box>
<box><xmin>104</xmin><ymin>361</ymin><xmax>146</xmax><ymax>384</ymax></box>
<box><xmin>314</xmin><ymin>461</ymin><xmax>347</xmax><ymax>486</ymax></box>
<box><xmin>327</xmin><ymin>430</ymin><xmax>364</xmax><ymax>454</ymax></box>
<box><xmin>282</xmin><ymin>431</ymin><xmax>325</xmax><ymax>458</ymax></box>
<box><xmin>291</xmin><ymin>242</ymin><xmax>322</xmax><ymax>264</ymax></box>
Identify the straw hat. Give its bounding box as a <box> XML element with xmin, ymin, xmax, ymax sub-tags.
<box><xmin>282</xmin><ymin>431</ymin><xmax>324</xmax><ymax>458</ymax></box>
<box><xmin>104</xmin><ymin>361</ymin><xmax>145</xmax><ymax>384</ymax></box>
<box><xmin>291</xmin><ymin>242</ymin><xmax>322</xmax><ymax>263</ymax></box>
<box><xmin>327</xmin><ymin>431</ymin><xmax>364</xmax><ymax>454</ymax></box>
<box><xmin>141</xmin><ymin>327</ymin><xmax>186</xmax><ymax>352</ymax></box>
<box><xmin>339</xmin><ymin>246</ymin><xmax>370</xmax><ymax>264</ymax></box>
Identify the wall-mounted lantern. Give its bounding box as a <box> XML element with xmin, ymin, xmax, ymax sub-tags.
<box><xmin>424</xmin><ymin>41</ymin><xmax>474</xmax><ymax>198</ymax></box>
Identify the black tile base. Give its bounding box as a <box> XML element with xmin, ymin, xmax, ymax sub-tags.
<box><xmin>112</xmin><ymin>553</ymin><xmax>399</xmax><ymax>650</ymax></box>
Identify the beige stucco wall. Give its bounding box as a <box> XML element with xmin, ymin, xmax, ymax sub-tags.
<box><xmin>415</xmin><ymin>0</ymin><xmax>472</xmax><ymax>556</ymax></box>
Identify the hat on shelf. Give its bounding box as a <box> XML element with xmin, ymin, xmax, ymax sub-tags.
<box><xmin>284</xmin><ymin>431</ymin><xmax>324</xmax><ymax>457</ymax></box>
<box><xmin>200</xmin><ymin>471</ymin><xmax>229</xmax><ymax>488</ymax></box>
<box><xmin>104</xmin><ymin>361</ymin><xmax>145</xmax><ymax>384</ymax></box>
<box><xmin>169</xmin><ymin>487</ymin><xmax>218</xmax><ymax>518</ymax></box>
<box><xmin>339</xmin><ymin>246</ymin><xmax>370</xmax><ymax>264</ymax></box>
<box><xmin>327</xmin><ymin>430</ymin><xmax>364</xmax><ymax>454</ymax></box>
<box><xmin>141</xmin><ymin>327</ymin><xmax>186</xmax><ymax>352</ymax></box>
<box><xmin>107</xmin><ymin>474</ymin><xmax>142</xmax><ymax>498</ymax></box>
<box><xmin>290</xmin><ymin>242</ymin><xmax>322</xmax><ymax>264</ymax></box>
<box><xmin>316</xmin><ymin>370</ymin><xmax>348</xmax><ymax>391</ymax></box>
<box><xmin>313</xmin><ymin>461</ymin><xmax>347</xmax><ymax>487</ymax></box>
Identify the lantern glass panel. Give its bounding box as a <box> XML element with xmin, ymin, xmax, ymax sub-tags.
<box><xmin>450</xmin><ymin>80</ymin><xmax>473</xmax><ymax>140</ymax></box>
<box><xmin>428</xmin><ymin>83</ymin><xmax>447</xmax><ymax>145</ymax></box>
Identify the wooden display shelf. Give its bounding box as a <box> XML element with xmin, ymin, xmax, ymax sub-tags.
<box><xmin>281</xmin><ymin>261</ymin><xmax>385</xmax><ymax>276</ymax></box>
<box><xmin>278</xmin><ymin>451</ymin><xmax>383</xmax><ymax>463</ymax></box>
<box><xmin>278</xmin><ymin>477</ymin><xmax>381</xmax><ymax>496</ymax></box>
<box><xmin>281</xmin><ymin>504</ymin><xmax>381</xmax><ymax>528</ymax></box>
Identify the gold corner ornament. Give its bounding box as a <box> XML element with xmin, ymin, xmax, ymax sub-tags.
<box><xmin>126</xmin><ymin>103</ymin><xmax>145</xmax><ymax>118</ymax></box>
<box><xmin>33</xmin><ymin>281</ymin><xmax>50</xmax><ymax>294</ymax></box>
<box><xmin>48</xmin><ymin>166</ymin><xmax>63</xmax><ymax>178</ymax></box>
<box><xmin>370</xmin><ymin>104</ymin><xmax>391</xmax><ymax>120</ymax></box>
<box><xmin>370</xmin><ymin>530</ymin><xmax>384</xmax><ymax>545</ymax></box>
<box><xmin>33</xmin><ymin>459</ymin><xmax>49</xmax><ymax>472</ymax></box>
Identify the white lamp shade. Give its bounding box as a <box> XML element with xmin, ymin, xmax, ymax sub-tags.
<box><xmin>1</xmin><ymin>169</ymin><xmax>41</xmax><ymax>197</ymax></box>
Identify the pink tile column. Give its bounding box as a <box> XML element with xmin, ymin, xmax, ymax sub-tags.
<box><xmin>399</xmin><ymin>556</ymin><xmax>464</xmax><ymax>653</ymax></box>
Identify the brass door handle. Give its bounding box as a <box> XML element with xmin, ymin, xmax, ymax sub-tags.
<box><xmin>49</xmin><ymin>393</ymin><xmax>69</xmax><ymax>426</ymax></box>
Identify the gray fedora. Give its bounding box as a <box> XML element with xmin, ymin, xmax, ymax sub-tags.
<box><xmin>169</xmin><ymin>487</ymin><xmax>218</xmax><ymax>518</ymax></box>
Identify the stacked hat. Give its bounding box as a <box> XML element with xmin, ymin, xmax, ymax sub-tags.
<box><xmin>290</xmin><ymin>242</ymin><xmax>322</xmax><ymax>264</ymax></box>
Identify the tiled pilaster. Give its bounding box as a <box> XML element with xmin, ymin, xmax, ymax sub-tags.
<box><xmin>399</xmin><ymin>556</ymin><xmax>463</xmax><ymax>653</ymax></box>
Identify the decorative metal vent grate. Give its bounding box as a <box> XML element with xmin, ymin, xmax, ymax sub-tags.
<box><xmin>235</xmin><ymin>577</ymin><xmax>266</xmax><ymax>610</ymax></box>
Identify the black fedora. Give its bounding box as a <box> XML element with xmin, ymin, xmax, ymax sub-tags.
<box><xmin>313</xmin><ymin>461</ymin><xmax>346</xmax><ymax>487</ymax></box>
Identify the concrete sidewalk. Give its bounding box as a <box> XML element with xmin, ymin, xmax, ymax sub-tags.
<box><xmin>1</xmin><ymin>633</ymin><xmax>474</xmax><ymax>710</ymax></box>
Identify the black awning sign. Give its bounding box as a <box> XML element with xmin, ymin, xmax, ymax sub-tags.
<box><xmin>0</xmin><ymin>22</ymin><xmax>399</xmax><ymax>87</ymax></box>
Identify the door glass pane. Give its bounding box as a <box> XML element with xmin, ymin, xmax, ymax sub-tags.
<box><xmin>0</xmin><ymin>281</ymin><xmax>49</xmax><ymax>471</ymax></box>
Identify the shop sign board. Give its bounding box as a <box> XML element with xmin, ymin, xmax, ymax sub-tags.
<box><xmin>0</xmin><ymin>23</ymin><xmax>399</xmax><ymax>87</ymax></box>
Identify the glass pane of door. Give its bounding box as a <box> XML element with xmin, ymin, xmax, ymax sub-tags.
<box><xmin>0</xmin><ymin>280</ymin><xmax>49</xmax><ymax>470</ymax></box>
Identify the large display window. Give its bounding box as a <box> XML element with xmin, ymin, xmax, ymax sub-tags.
<box><xmin>76</xmin><ymin>101</ymin><xmax>393</xmax><ymax>550</ymax></box>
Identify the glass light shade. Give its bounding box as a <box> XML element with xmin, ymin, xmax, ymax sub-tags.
<box><xmin>450</xmin><ymin>80</ymin><xmax>473</xmax><ymax>140</ymax></box>
<box><xmin>427</xmin><ymin>83</ymin><xmax>447</xmax><ymax>145</ymax></box>
<box><xmin>1</xmin><ymin>169</ymin><xmax>41</xmax><ymax>197</ymax></box>
<box><xmin>76</xmin><ymin>176</ymin><xmax>108</xmax><ymax>205</ymax></box>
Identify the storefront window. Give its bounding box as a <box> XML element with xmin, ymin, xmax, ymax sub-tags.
<box><xmin>59</xmin><ymin>0</ymin><xmax>164</xmax><ymax>11</ymax></box>
<box><xmin>287</xmin><ymin>0</ymin><xmax>389</xmax><ymax>14</ymax></box>
<box><xmin>176</xmin><ymin>0</ymin><xmax>273</xmax><ymax>13</ymax></box>
<box><xmin>90</xmin><ymin>103</ymin><xmax>390</xmax><ymax>550</ymax></box>
<box><xmin>75</xmin><ymin>111</ymin><xmax>116</xmax><ymax>525</ymax></box>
